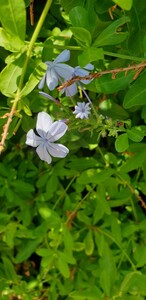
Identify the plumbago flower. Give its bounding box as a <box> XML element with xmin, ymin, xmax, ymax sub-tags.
<box><xmin>62</xmin><ymin>64</ymin><xmax>94</xmax><ymax>97</ymax></box>
<box><xmin>26</xmin><ymin>112</ymin><xmax>69</xmax><ymax>164</ymax></box>
<box><xmin>73</xmin><ymin>102</ymin><xmax>91</xmax><ymax>119</ymax></box>
<box><xmin>38</xmin><ymin>50</ymin><xmax>74</xmax><ymax>91</ymax></box>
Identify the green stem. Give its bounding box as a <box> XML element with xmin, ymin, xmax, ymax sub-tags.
<box><xmin>19</xmin><ymin>0</ymin><xmax>53</xmax><ymax>92</ymax></box>
<box><xmin>53</xmin><ymin>175</ymin><xmax>77</xmax><ymax>210</ymax></box>
<box><xmin>104</xmin><ymin>51</ymin><xmax>144</xmax><ymax>62</ymax></box>
<box><xmin>34</xmin><ymin>42</ymin><xmax>145</xmax><ymax>62</ymax></box>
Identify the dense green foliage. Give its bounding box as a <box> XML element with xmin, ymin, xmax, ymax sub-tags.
<box><xmin>0</xmin><ymin>0</ymin><xmax>146</xmax><ymax>299</ymax></box>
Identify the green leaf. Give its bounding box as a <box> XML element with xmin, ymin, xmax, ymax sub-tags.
<box><xmin>20</xmin><ymin>62</ymin><xmax>47</xmax><ymax>97</ymax></box>
<box><xmin>0</xmin><ymin>28</ymin><xmax>24</xmax><ymax>52</ymax></box>
<box><xmin>115</xmin><ymin>133</ymin><xmax>129</xmax><ymax>152</ymax></box>
<box><xmin>120</xmin><ymin>149</ymin><xmax>146</xmax><ymax>173</ymax></box>
<box><xmin>127</xmin><ymin>127</ymin><xmax>144</xmax><ymax>142</ymax></box>
<box><xmin>0</xmin><ymin>0</ymin><xmax>26</xmax><ymax>42</ymax></box>
<box><xmin>99</xmin><ymin>242</ymin><xmax>116</xmax><ymax>296</ymax></box>
<box><xmin>84</xmin><ymin>231</ymin><xmax>94</xmax><ymax>256</ymax></box>
<box><xmin>69</xmin><ymin>6</ymin><xmax>89</xmax><ymax>29</ymax></box>
<box><xmin>38</xmin><ymin>208</ymin><xmax>61</xmax><ymax>227</ymax></box>
<box><xmin>2</xmin><ymin>256</ymin><xmax>18</xmax><ymax>282</ymax></box>
<box><xmin>60</xmin><ymin>0</ymin><xmax>83</xmax><ymax>13</ymax></box>
<box><xmin>0</xmin><ymin>53</ymin><xmax>25</xmax><ymax>97</ymax></box>
<box><xmin>56</xmin><ymin>257</ymin><xmax>70</xmax><ymax>278</ymax></box>
<box><xmin>123</xmin><ymin>72</ymin><xmax>146</xmax><ymax>108</ymax></box>
<box><xmin>78</xmin><ymin>47</ymin><xmax>104</xmax><ymax>67</ymax></box>
<box><xmin>5</xmin><ymin>222</ymin><xmax>17</xmax><ymax>248</ymax></box>
<box><xmin>77</xmin><ymin>168</ymin><xmax>115</xmax><ymax>185</ymax></box>
<box><xmin>70</xmin><ymin>27</ymin><xmax>92</xmax><ymax>47</ymax></box>
<box><xmin>134</xmin><ymin>245</ymin><xmax>146</xmax><ymax>268</ymax></box>
<box><xmin>93</xmin><ymin>16</ymin><xmax>130</xmax><ymax>46</ymax></box>
<box><xmin>112</xmin><ymin>0</ymin><xmax>133</xmax><ymax>10</ymax></box>
<box><xmin>69</xmin><ymin>288</ymin><xmax>102</xmax><ymax>300</ymax></box>
<box><xmin>95</xmin><ymin>71</ymin><xmax>134</xmax><ymax>94</ymax></box>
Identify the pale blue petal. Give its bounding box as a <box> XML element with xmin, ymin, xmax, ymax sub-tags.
<box><xmin>36</xmin><ymin>112</ymin><xmax>52</xmax><ymax>137</ymax></box>
<box><xmin>65</xmin><ymin>83</ymin><xmax>77</xmax><ymax>97</ymax></box>
<box><xmin>74</xmin><ymin>67</ymin><xmax>89</xmax><ymax>77</ymax></box>
<box><xmin>26</xmin><ymin>129</ymin><xmax>42</xmax><ymax>147</ymax></box>
<box><xmin>36</xmin><ymin>143</ymin><xmax>52</xmax><ymax>164</ymax></box>
<box><xmin>39</xmin><ymin>92</ymin><xmax>59</xmax><ymax>104</ymax></box>
<box><xmin>54</xmin><ymin>64</ymin><xmax>74</xmax><ymax>80</ymax></box>
<box><xmin>47</xmin><ymin>142</ymin><xmax>69</xmax><ymax>158</ymax></box>
<box><xmin>84</xmin><ymin>64</ymin><xmax>94</xmax><ymax>70</ymax></box>
<box><xmin>38</xmin><ymin>75</ymin><xmax>46</xmax><ymax>89</ymax></box>
<box><xmin>46</xmin><ymin>68</ymin><xmax>58</xmax><ymax>90</ymax></box>
<box><xmin>54</xmin><ymin>50</ymin><xmax>70</xmax><ymax>63</ymax></box>
<box><xmin>47</xmin><ymin>121</ymin><xmax>68</xmax><ymax>141</ymax></box>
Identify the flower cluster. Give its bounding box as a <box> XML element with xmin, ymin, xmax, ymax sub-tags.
<box><xmin>26</xmin><ymin>50</ymin><xmax>94</xmax><ymax>164</ymax></box>
<box><xmin>38</xmin><ymin>50</ymin><xmax>94</xmax><ymax>119</ymax></box>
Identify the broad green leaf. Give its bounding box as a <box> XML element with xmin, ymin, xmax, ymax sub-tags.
<box><xmin>120</xmin><ymin>149</ymin><xmax>146</xmax><ymax>173</ymax></box>
<box><xmin>69</xmin><ymin>6</ymin><xmax>89</xmax><ymax>29</ymax></box>
<box><xmin>0</xmin><ymin>28</ymin><xmax>24</xmax><ymax>52</ymax></box>
<box><xmin>115</xmin><ymin>133</ymin><xmax>129</xmax><ymax>152</ymax></box>
<box><xmin>95</xmin><ymin>71</ymin><xmax>134</xmax><ymax>94</ymax></box>
<box><xmin>77</xmin><ymin>168</ymin><xmax>115</xmax><ymax>185</ymax></box>
<box><xmin>123</xmin><ymin>72</ymin><xmax>146</xmax><ymax>108</ymax></box>
<box><xmin>0</xmin><ymin>0</ymin><xmax>26</xmax><ymax>42</ymax></box>
<box><xmin>93</xmin><ymin>17</ymin><xmax>130</xmax><ymax>46</ymax></box>
<box><xmin>112</xmin><ymin>0</ymin><xmax>133</xmax><ymax>10</ymax></box>
<box><xmin>84</xmin><ymin>231</ymin><xmax>94</xmax><ymax>256</ymax></box>
<box><xmin>78</xmin><ymin>47</ymin><xmax>104</xmax><ymax>67</ymax></box>
<box><xmin>0</xmin><ymin>53</ymin><xmax>25</xmax><ymax>97</ymax></box>
<box><xmin>127</xmin><ymin>127</ymin><xmax>144</xmax><ymax>142</ymax></box>
<box><xmin>71</xmin><ymin>27</ymin><xmax>92</xmax><ymax>47</ymax></box>
<box><xmin>20</xmin><ymin>62</ymin><xmax>47</xmax><ymax>97</ymax></box>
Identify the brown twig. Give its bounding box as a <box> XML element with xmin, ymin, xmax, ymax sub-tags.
<box><xmin>58</xmin><ymin>61</ymin><xmax>146</xmax><ymax>91</ymax></box>
<box><xmin>30</xmin><ymin>0</ymin><xmax>34</xmax><ymax>26</ymax></box>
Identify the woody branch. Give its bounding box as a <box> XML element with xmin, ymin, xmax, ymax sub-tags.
<box><xmin>58</xmin><ymin>61</ymin><xmax>146</xmax><ymax>91</ymax></box>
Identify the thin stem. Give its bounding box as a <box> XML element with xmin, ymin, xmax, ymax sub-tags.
<box><xmin>33</xmin><ymin>42</ymin><xmax>145</xmax><ymax>62</ymax></box>
<box><xmin>104</xmin><ymin>51</ymin><xmax>144</xmax><ymax>62</ymax></box>
<box><xmin>0</xmin><ymin>0</ymin><xmax>53</xmax><ymax>153</ymax></box>
<box><xmin>53</xmin><ymin>175</ymin><xmax>77</xmax><ymax>210</ymax></box>
<box><xmin>78</xmin><ymin>82</ymin><xmax>99</xmax><ymax>121</ymax></box>
<box><xmin>58</xmin><ymin>61</ymin><xmax>146</xmax><ymax>91</ymax></box>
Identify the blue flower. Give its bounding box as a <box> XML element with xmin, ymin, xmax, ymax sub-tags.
<box><xmin>73</xmin><ymin>102</ymin><xmax>91</xmax><ymax>119</ymax></box>
<box><xmin>26</xmin><ymin>112</ymin><xmax>69</xmax><ymax>164</ymax></box>
<box><xmin>38</xmin><ymin>50</ymin><xmax>74</xmax><ymax>91</ymax></box>
<box><xmin>62</xmin><ymin>64</ymin><xmax>94</xmax><ymax>97</ymax></box>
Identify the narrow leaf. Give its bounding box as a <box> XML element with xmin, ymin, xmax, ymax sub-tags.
<box><xmin>93</xmin><ymin>16</ymin><xmax>130</xmax><ymax>46</ymax></box>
